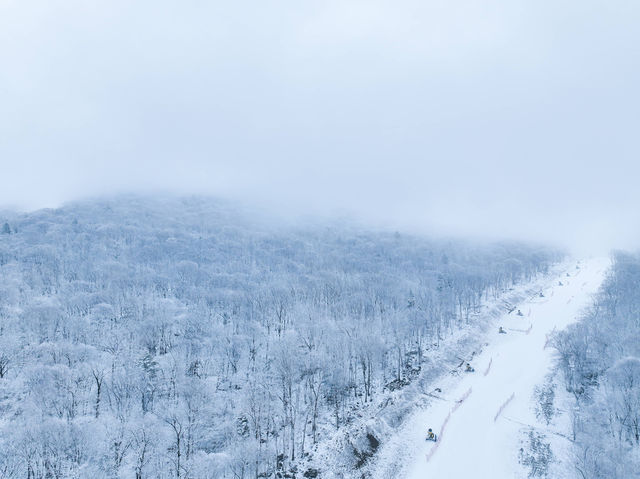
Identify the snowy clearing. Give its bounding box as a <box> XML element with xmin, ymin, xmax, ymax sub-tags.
<box><xmin>381</xmin><ymin>257</ymin><xmax>609</xmax><ymax>479</ymax></box>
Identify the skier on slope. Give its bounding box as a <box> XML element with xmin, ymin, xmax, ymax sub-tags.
<box><xmin>516</xmin><ymin>309</ymin><xmax>523</xmax><ymax>316</ymax></box>
<box><xmin>426</xmin><ymin>428</ymin><xmax>437</xmax><ymax>442</ymax></box>
<box><xmin>465</xmin><ymin>363</ymin><xmax>475</xmax><ymax>372</ymax></box>
<box><xmin>498</xmin><ymin>326</ymin><xmax>507</xmax><ymax>334</ymax></box>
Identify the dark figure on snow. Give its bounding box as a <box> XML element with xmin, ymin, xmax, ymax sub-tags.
<box><xmin>426</xmin><ymin>428</ymin><xmax>437</xmax><ymax>441</ymax></box>
<box><xmin>516</xmin><ymin>309</ymin><xmax>523</xmax><ymax>316</ymax></box>
<box><xmin>465</xmin><ymin>363</ymin><xmax>475</xmax><ymax>372</ymax></box>
<box><xmin>499</xmin><ymin>326</ymin><xmax>507</xmax><ymax>334</ymax></box>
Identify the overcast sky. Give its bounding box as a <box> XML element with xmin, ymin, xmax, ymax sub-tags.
<box><xmin>1</xmin><ymin>0</ymin><xmax>638</xmax><ymax>253</ymax></box>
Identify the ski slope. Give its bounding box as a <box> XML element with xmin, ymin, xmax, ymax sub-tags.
<box><xmin>400</xmin><ymin>257</ymin><xmax>609</xmax><ymax>479</ymax></box>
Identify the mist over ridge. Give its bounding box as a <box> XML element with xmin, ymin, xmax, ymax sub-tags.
<box><xmin>1</xmin><ymin>0</ymin><xmax>639</xmax><ymax>253</ymax></box>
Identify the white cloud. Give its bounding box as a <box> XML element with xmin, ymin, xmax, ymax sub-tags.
<box><xmin>0</xmin><ymin>0</ymin><xmax>639</xmax><ymax>252</ymax></box>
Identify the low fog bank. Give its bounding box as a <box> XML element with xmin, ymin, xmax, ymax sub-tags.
<box><xmin>0</xmin><ymin>191</ymin><xmax>628</xmax><ymax>257</ymax></box>
<box><xmin>2</xmin><ymin>0</ymin><xmax>638</xmax><ymax>255</ymax></box>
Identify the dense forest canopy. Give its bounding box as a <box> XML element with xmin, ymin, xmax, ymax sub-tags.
<box><xmin>0</xmin><ymin>196</ymin><xmax>561</xmax><ymax>478</ymax></box>
<box><xmin>554</xmin><ymin>252</ymin><xmax>640</xmax><ymax>478</ymax></box>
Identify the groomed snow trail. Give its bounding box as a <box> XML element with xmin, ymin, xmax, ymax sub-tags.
<box><xmin>400</xmin><ymin>257</ymin><xmax>609</xmax><ymax>479</ymax></box>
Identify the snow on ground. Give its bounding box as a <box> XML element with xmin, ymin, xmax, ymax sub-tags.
<box><xmin>313</xmin><ymin>261</ymin><xmax>571</xmax><ymax>479</ymax></box>
<box><xmin>373</xmin><ymin>257</ymin><xmax>609</xmax><ymax>479</ymax></box>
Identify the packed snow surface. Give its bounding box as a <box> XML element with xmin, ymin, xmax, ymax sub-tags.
<box><xmin>393</xmin><ymin>257</ymin><xmax>609</xmax><ymax>479</ymax></box>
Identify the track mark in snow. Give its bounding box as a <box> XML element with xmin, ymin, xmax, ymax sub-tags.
<box><xmin>501</xmin><ymin>416</ymin><xmax>573</xmax><ymax>442</ymax></box>
<box><xmin>483</xmin><ymin>358</ymin><xmax>492</xmax><ymax>376</ymax></box>
<box><xmin>453</xmin><ymin>388</ymin><xmax>472</xmax><ymax>412</ymax></box>
<box><xmin>494</xmin><ymin>393</ymin><xmax>516</xmax><ymax>422</ymax></box>
<box><xmin>425</xmin><ymin>387</ymin><xmax>473</xmax><ymax>462</ymax></box>
<box><xmin>508</xmin><ymin>324</ymin><xmax>533</xmax><ymax>334</ymax></box>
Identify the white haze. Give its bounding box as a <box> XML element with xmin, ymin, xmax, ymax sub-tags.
<box><xmin>1</xmin><ymin>0</ymin><xmax>639</xmax><ymax>253</ymax></box>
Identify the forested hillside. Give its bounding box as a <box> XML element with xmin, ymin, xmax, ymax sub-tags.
<box><xmin>0</xmin><ymin>196</ymin><xmax>560</xmax><ymax>479</ymax></box>
<box><xmin>554</xmin><ymin>253</ymin><xmax>640</xmax><ymax>478</ymax></box>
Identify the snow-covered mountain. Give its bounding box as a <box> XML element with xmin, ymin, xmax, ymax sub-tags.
<box><xmin>0</xmin><ymin>196</ymin><xmax>565</xmax><ymax>478</ymax></box>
